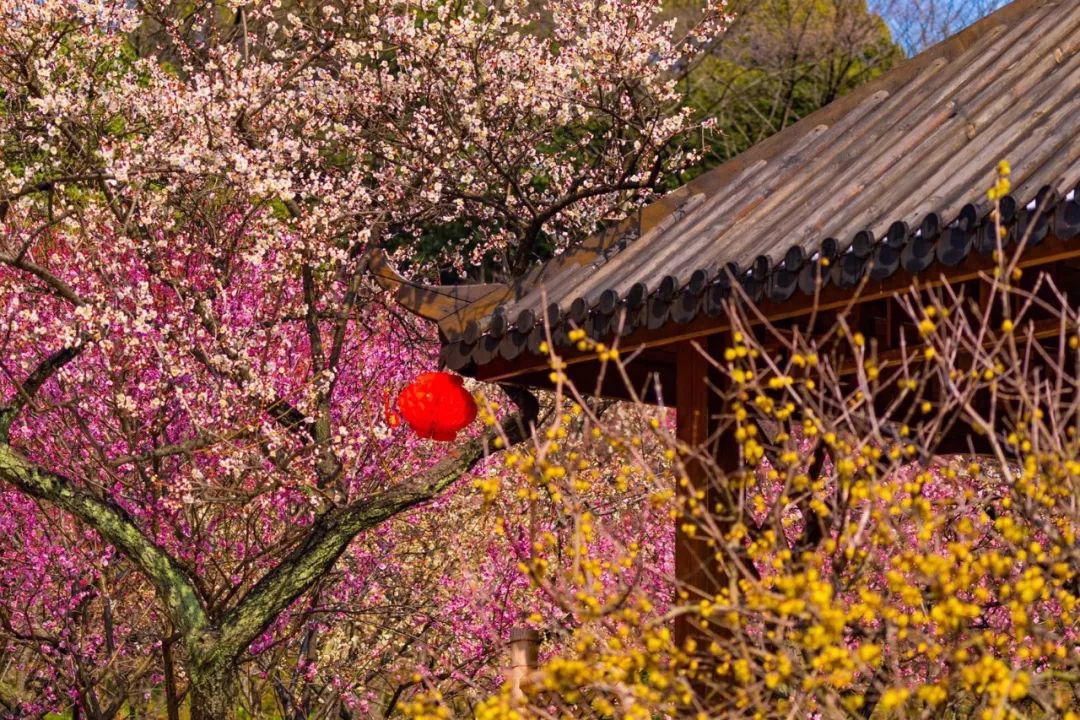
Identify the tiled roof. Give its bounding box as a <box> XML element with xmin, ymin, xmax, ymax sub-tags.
<box><xmin>378</xmin><ymin>0</ymin><xmax>1080</xmax><ymax>374</ymax></box>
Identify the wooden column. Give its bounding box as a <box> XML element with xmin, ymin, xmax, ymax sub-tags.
<box><xmin>507</xmin><ymin>627</ymin><xmax>539</xmax><ymax>700</ymax></box>
<box><xmin>674</xmin><ymin>339</ymin><xmax>721</xmax><ymax>647</ymax></box>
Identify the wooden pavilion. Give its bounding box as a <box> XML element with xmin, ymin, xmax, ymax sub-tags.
<box><xmin>377</xmin><ymin>0</ymin><xmax>1080</xmax><ymax>640</ymax></box>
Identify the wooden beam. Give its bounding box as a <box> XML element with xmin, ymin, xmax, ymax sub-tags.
<box><xmin>489</xmin><ymin>350</ymin><xmax>676</xmax><ymax>404</ymax></box>
<box><xmin>838</xmin><ymin>316</ymin><xmax>1067</xmax><ymax>375</ymax></box>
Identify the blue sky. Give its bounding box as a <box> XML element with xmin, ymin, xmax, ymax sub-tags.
<box><xmin>871</xmin><ymin>0</ymin><xmax>1010</xmax><ymax>54</ymax></box>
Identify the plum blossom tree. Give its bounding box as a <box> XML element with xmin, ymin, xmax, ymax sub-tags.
<box><xmin>0</xmin><ymin>0</ymin><xmax>726</xmax><ymax>716</ymax></box>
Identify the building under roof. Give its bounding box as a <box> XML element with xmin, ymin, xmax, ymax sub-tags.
<box><xmin>376</xmin><ymin>0</ymin><xmax>1080</xmax><ymax>404</ymax></box>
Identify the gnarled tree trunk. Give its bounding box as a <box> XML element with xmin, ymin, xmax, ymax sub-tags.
<box><xmin>188</xmin><ymin>655</ymin><xmax>239</xmax><ymax>720</ymax></box>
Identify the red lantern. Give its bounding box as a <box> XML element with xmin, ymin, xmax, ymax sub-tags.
<box><xmin>395</xmin><ymin>371</ymin><xmax>478</xmax><ymax>441</ymax></box>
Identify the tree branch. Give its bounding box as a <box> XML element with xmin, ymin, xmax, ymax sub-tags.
<box><xmin>0</xmin><ymin>341</ymin><xmax>89</xmax><ymax>442</ymax></box>
<box><xmin>0</xmin><ymin>444</ymin><xmax>209</xmax><ymax>638</ymax></box>
<box><xmin>0</xmin><ymin>252</ymin><xmax>86</xmax><ymax>306</ymax></box>
<box><xmin>216</xmin><ymin>391</ymin><xmax>539</xmax><ymax>658</ymax></box>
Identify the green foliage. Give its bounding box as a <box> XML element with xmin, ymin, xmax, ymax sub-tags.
<box><xmin>674</xmin><ymin>0</ymin><xmax>904</xmax><ymax>179</ymax></box>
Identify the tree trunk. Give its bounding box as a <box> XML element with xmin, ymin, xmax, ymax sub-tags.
<box><xmin>188</xmin><ymin>658</ymin><xmax>239</xmax><ymax>720</ymax></box>
<box><xmin>161</xmin><ymin>638</ymin><xmax>182</xmax><ymax>720</ymax></box>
